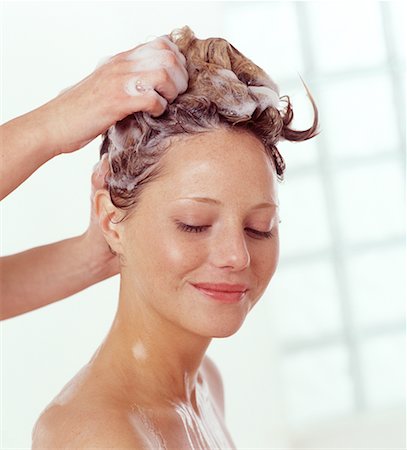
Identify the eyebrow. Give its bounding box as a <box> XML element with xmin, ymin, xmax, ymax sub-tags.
<box><xmin>176</xmin><ymin>197</ymin><xmax>279</xmax><ymax>209</ymax></box>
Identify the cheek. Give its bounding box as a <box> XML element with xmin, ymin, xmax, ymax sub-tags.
<box><xmin>159</xmin><ymin>235</ymin><xmax>206</xmax><ymax>279</ymax></box>
<box><xmin>253</xmin><ymin>237</ymin><xmax>280</xmax><ymax>282</ymax></box>
<box><xmin>248</xmin><ymin>240</ymin><xmax>279</xmax><ymax>311</ymax></box>
<box><xmin>125</xmin><ymin>220</ymin><xmax>205</xmax><ymax>280</ymax></box>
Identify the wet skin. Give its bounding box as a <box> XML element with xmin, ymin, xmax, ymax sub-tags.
<box><xmin>32</xmin><ymin>128</ymin><xmax>280</xmax><ymax>448</ymax></box>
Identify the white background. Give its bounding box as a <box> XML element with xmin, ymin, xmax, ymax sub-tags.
<box><xmin>1</xmin><ymin>1</ymin><xmax>406</xmax><ymax>448</ymax></box>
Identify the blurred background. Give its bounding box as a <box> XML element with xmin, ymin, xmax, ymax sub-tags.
<box><xmin>1</xmin><ymin>1</ymin><xmax>405</xmax><ymax>448</ymax></box>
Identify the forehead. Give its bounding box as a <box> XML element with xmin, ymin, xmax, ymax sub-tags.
<box><xmin>158</xmin><ymin>128</ymin><xmax>277</xmax><ymax>195</ymax></box>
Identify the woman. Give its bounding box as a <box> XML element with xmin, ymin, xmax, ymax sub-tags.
<box><xmin>32</xmin><ymin>25</ymin><xmax>319</xmax><ymax>448</ymax></box>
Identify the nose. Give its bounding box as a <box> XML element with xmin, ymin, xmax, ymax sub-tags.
<box><xmin>210</xmin><ymin>223</ymin><xmax>251</xmax><ymax>270</ymax></box>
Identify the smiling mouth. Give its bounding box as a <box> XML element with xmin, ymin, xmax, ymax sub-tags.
<box><xmin>190</xmin><ymin>283</ymin><xmax>247</xmax><ymax>303</ymax></box>
<box><xmin>191</xmin><ymin>282</ymin><xmax>249</xmax><ymax>293</ymax></box>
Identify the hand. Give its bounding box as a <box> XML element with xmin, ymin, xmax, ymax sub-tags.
<box><xmin>81</xmin><ymin>154</ymin><xmax>120</xmax><ymax>278</ymax></box>
<box><xmin>42</xmin><ymin>35</ymin><xmax>189</xmax><ymax>156</ymax></box>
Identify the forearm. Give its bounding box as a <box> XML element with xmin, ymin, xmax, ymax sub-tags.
<box><xmin>0</xmin><ymin>104</ymin><xmax>57</xmax><ymax>201</ymax></box>
<box><xmin>0</xmin><ymin>234</ymin><xmax>115</xmax><ymax>320</ymax></box>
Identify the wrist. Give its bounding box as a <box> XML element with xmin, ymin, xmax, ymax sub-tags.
<box><xmin>18</xmin><ymin>103</ymin><xmax>63</xmax><ymax>159</ymax></box>
<box><xmin>34</xmin><ymin>100</ymin><xmax>67</xmax><ymax>158</ymax></box>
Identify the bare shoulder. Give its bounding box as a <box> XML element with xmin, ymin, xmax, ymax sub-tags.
<box><xmin>202</xmin><ymin>355</ymin><xmax>225</xmax><ymax>417</ymax></box>
<box><xmin>32</xmin><ymin>401</ymin><xmax>146</xmax><ymax>449</ymax></box>
<box><xmin>31</xmin><ymin>367</ymin><xmax>146</xmax><ymax>449</ymax></box>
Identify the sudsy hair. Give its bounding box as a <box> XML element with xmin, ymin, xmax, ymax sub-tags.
<box><xmin>99</xmin><ymin>25</ymin><xmax>320</xmax><ymax>213</ymax></box>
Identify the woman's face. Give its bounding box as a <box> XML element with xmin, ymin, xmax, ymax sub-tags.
<box><xmin>117</xmin><ymin>128</ymin><xmax>280</xmax><ymax>338</ymax></box>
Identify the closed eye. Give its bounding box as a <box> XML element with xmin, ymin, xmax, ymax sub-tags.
<box><xmin>175</xmin><ymin>221</ymin><xmax>280</xmax><ymax>239</ymax></box>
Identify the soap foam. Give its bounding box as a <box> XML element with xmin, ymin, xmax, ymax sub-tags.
<box><xmin>105</xmin><ymin>64</ymin><xmax>281</xmax><ymax>192</ymax></box>
<box><xmin>108</xmin><ymin>125</ymin><xmax>142</xmax><ymax>153</ymax></box>
<box><xmin>127</xmin><ymin>35</ymin><xmax>187</xmax><ymax>68</ymax></box>
<box><xmin>107</xmin><ymin>175</ymin><xmax>137</xmax><ymax>192</ymax></box>
<box><xmin>128</xmin><ymin>50</ymin><xmax>188</xmax><ymax>94</ymax></box>
<box><xmin>213</xmin><ymin>68</ymin><xmax>281</xmax><ymax>117</ymax></box>
<box><xmin>248</xmin><ymin>85</ymin><xmax>280</xmax><ymax>110</ymax></box>
<box><xmin>215</xmin><ymin>68</ymin><xmax>240</xmax><ymax>82</ymax></box>
<box><xmin>106</xmin><ymin>162</ymin><xmax>160</xmax><ymax>192</ymax></box>
<box><xmin>125</xmin><ymin>38</ymin><xmax>188</xmax><ymax>94</ymax></box>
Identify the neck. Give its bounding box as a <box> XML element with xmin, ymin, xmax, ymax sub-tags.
<box><xmin>91</xmin><ymin>278</ymin><xmax>212</xmax><ymax>410</ymax></box>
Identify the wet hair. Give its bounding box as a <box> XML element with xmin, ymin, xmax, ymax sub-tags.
<box><xmin>99</xmin><ymin>25</ymin><xmax>320</xmax><ymax>216</ymax></box>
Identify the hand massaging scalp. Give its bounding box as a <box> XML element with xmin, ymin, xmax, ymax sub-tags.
<box><xmin>121</xmin><ymin>34</ymin><xmax>281</xmax><ymax>113</ymax></box>
<box><xmin>93</xmin><ymin>31</ymin><xmax>285</xmax><ymax>192</ymax></box>
<box><xmin>124</xmin><ymin>35</ymin><xmax>188</xmax><ymax>97</ymax></box>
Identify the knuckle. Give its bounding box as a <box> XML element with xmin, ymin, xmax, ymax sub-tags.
<box><xmin>158</xmin><ymin>67</ymin><xmax>170</xmax><ymax>83</ymax></box>
<box><xmin>152</xmin><ymin>37</ymin><xmax>170</xmax><ymax>50</ymax></box>
<box><xmin>162</xmin><ymin>49</ymin><xmax>177</xmax><ymax>66</ymax></box>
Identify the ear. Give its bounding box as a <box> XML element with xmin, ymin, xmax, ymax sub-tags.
<box><xmin>93</xmin><ymin>188</ymin><xmax>125</xmax><ymax>256</ymax></box>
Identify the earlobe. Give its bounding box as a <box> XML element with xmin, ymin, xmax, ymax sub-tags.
<box><xmin>94</xmin><ymin>189</ymin><xmax>124</xmax><ymax>255</ymax></box>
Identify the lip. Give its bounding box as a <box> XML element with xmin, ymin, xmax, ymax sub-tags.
<box><xmin>190</xmin><ymin>282</ymin><xmax>248</xmax><ymax>304</ymax></box>
<box><xmin>191</xmin><ymin>282</ymin><xmax>249</xmax><ymax>293</ymax></box>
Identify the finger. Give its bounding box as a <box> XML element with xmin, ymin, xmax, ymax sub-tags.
<box><xmin>137</xmin><ymin>48</ymin><xmax>189</xmax><ymax>94</ymax></box>
<box><xmin>126</xmin><ymin>40</ymin><xmax>189</xmax><ymax>88</ymax></box>
<box><xmin>149</xmin><ymin>36</ymin><xmax>187</xmax><ymax>69</ymax></box>
<box><xmin>124</xmin><ymin>36</ymin><xmax>187</xmax><ymax>73</ymax></box>
<box><xmin>108</xmin><ymin>36</ymin><xmax>189</xmax><ymax>86</ymax></box>
<box><xmin>123</xmin><ymin>68</ymin><xmax>179</xmax><ymax>104</ymax></box>
<box><xmin>124</xmin><ymin>87</ymin><xmax>168</xmax><ymax>117</ymax></box>
<box><xmin>122</xmin><ymin>51</ymin><xmax>188</xmax><ymax>100</ymax></box>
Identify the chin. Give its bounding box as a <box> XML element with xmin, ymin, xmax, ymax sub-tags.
<box><xmin>197</xmin><ymin>314</ymin><xmax>248</xmax><ymax>339</ymax></box>
<box><xmin>211</xmin><ymin>328</ymin><xmax>242</xmax><ymax>339</ymax></box>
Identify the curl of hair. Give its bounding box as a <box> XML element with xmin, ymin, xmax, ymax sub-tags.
<box><xmin>100</xmin><ymin>25</ymin><xmax>320</xmax><ymax>214</ymax></box>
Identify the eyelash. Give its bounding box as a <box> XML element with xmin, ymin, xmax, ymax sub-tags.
<box><xmin>176</xmin><ymin>221</ymin><xmax>280</xmax><ymax>240</ymax></box>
